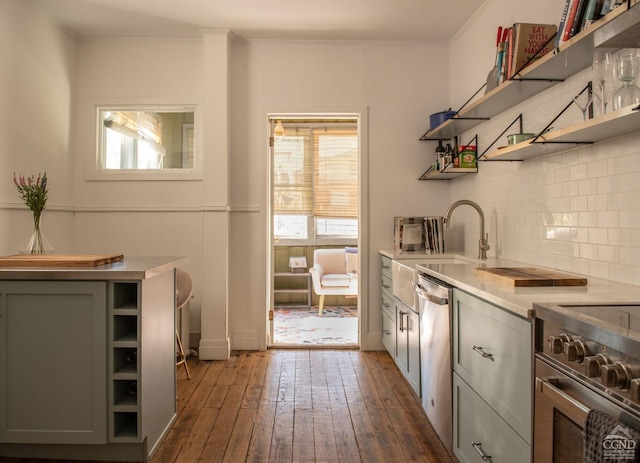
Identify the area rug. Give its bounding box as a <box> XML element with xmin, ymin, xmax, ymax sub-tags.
<box><xmin>273</xmin><ymin>306</ymin><xmax>358</xmax><ymax>346</ymax></box>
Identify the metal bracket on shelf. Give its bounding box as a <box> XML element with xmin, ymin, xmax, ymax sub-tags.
<box><xmin>420</xmin><ymin>83</ymin><xmax>492</xmax><ymax>140</ymax></box>
<box><xmin>478</xmin><ymin>114</ymin><xmax>523</xmax><ymax>160</ymax></box>
<box><xmin>531</xmin><ymin>82</ymin><xmax>594</xmax><ymax>145</ymax></box>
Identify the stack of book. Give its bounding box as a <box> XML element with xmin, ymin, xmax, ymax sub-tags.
<box><xmin>393</xmin><ymin>216</ymin><xmax>445</xmax><ymax>254</ymax></box>
<box><xmin>493</xmin><ymin>23</ymin><xmax>558</xmax><ymax>85</ymax></box>
<box><xmin>555</xmin><ymin>0</ymin><xmax>626</xmax><ymax>47</ymax></box>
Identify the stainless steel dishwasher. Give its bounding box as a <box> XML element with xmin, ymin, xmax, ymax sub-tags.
<box><xmin>415</xmin><ymin>272</ymin><xmax>453</xmax><ymax>453</ymax></box>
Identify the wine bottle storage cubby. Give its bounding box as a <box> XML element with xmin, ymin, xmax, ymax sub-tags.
<box><xmin>113</xmin><ymin>282</ymin><xmax>138</xmax><ymax>310</ymax></box>
<box><xmin>113</xmin><ymin>380</ymin><xmax>138</xmax><ymax>407</ymax></box>
<box><xmin>113</xmin><ymin>315</ymin><xmax>137</xmax><ymax>343</ymax></box>
<box><xmin>112</xmin><ymin>412</ymin><xmax>138</xmax><ymax>439</ymax></box>
<box><xmin>113</xmin><ymin>347</ymin><xmax>138</xmax><ymax>375</ymax></box>
<box><xmin>109</xmin><ymin>281</ymin><xmax>141</xmax><ymax>442</ymax></box>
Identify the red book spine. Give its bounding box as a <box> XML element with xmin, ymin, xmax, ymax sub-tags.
<box><xmin>563</xmin><ymin>0</ymin><xmax>580</xmax><ymax>42</ymax></box>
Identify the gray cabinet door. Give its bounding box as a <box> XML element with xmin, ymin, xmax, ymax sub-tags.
<box><xmin>395</xmin><ymin>300</ymin><xmax>409</xmax><ymax>371</ymax></box>
<box><xmin>381</xmin><ymin>302</ymin><xmax>396</xmax><ymax>356</ymax></box>
<box><xmin>0</xmin><ymin>281</ymin><xmax>107</xmax><ymax>444</ymax></box>
<box><xmin>453</xmin><ymin>374</ymin><xmax>530</xmax><ymax>463</ymax></box>
<box><xmin>452</xmin><ymin>288</ymin><xmax>532</xmax><ymax>443</ymax></box>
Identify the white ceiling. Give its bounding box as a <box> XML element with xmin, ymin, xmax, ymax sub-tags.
<box><xmin>32</xmin><ymin>0</ymin><xmax>487</xmax><ymax>42</ymax></box>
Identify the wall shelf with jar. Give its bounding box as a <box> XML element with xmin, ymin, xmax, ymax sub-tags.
<box><xmin>420</xmin><ymin>3</ymin><xmax>632</xmax><ymax>142</ymax></box>
<box><xmin>420</xmin><ymin>135</ymin><xmax>478</xmax><ymax>180</ymax></box>
<box><xmin>419</xmin><ymin>0</ymin><xmax>640</xmax><ymax>179</ymax></box>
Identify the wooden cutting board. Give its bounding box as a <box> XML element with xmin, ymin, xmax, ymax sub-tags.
<box><xmin>475</xmin><ymin>267</ymin><xmax>587</xmax><ymax>287</ymax></box>
<box><xmin>0</xmin><ymin>253</ymin><xmax>124</xmax><ymax>267</ymax></box>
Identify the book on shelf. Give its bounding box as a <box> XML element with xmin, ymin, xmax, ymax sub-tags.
<box><xmin>506</xmin><ymin>26</ymin><xmax>515</xmax><ymax>80</ymax></box>
<box><xmin>555</xmin><ymin>0</ymin><xmax>574</xmax><ymax>48</ymax></box>
<box><xmin>562</xmin><ymin>0</ymin><xmax>582</xmax><ymax>42</ymax></box>
<box><xmin>580</xmin><ymin>0</ymin><xmax>602</xmax><ymax>31</ymax></box>
<box><xmin>569</xmin><ymin>0</ymin><xmax>590</xmax><ymax>38</ymax></box>
<box><xmin>510</xmin><ymin>23</ymin><xmax>558</xmax><ymax>77</ymax></box>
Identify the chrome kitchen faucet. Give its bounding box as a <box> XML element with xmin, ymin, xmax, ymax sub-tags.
<box><xmin>443</xmin><ymin>199</ymin><xmax>490</xmax><ymax>260</ymax></box>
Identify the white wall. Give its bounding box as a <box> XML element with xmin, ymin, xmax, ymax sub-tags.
<box><xmin>0</xmin><ymin>0</ymin><xmax>76</xmax><ymax>255</ymax></box>
<box><xmin>71</xmin><ymin>33</ymin><xmax>236</xmax><ymax>359</ymax></box>
<box><xmin>448</xmin><ymin>0</ymin><xmax>640</xmax><ymax>285</ymax></box>
<box><xmin>228</xmin><ymin>39</ymin><xmax>451</xmax><ymax>349</ymax></box>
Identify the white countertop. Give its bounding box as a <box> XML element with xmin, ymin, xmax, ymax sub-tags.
<box><xmin>0</xmin><ymin>256</ymin><xmax>189</xmax><ymax>281</ymax></box>
<box><xmin>380</xmin><ymin>250</ymin><xmax>640</xmax><ymax>320</ymax></box>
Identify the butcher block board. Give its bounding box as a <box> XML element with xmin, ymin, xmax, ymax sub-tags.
<box><xmin>475</xmin><ymin>267</ymin><xmax>587</xmax><ymax>287</ymax></box>
<box><xmin>0</xmin><ymin>254</ymin><xmax>124</xmax><ymax>267</ymax></box>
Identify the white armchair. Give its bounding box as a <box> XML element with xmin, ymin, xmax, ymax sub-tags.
<box><xmin>309</xmin><ymin>248</ymin><xmax>358</xmax><ymax>315</ymax></box>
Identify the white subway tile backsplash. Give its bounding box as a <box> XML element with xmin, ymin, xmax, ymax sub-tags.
<box><xmin>597</xmin><ymin>245</ymin><xmax>619</xmax><ymax>263</ymax></box>
<box><xmin>579</xmin><ymin>179</ymin><xmax>598</xmax><ymax>196</ymax></box>
<box><xmin>620</xmin><ymin>210</ymin><xmax>640</xmax><ymax>229</ymax></box>
<box><xmin>451</xmin><ymin>68</ymin><xmax>640</xmax><ymax>286</ymax></box>
<box><xmin>597</xmin><ymin>211</ymin><xmax>618</xmax><ymax>228</ymax></box>
<box><xmin>570</xmin><ymin>164</ymin><xmax>588</xmax><ymax>181</ymax></box>
<box><xmin>588</xmin><ymin>228</ymin><xmax>608</xmax><ymax>245</ymax></box>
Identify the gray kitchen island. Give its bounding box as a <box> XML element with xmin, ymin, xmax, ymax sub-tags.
<box><xmin>0</xmin><ymin>256</ymin><xmax>188</xmax><ymax>462</ymax></box>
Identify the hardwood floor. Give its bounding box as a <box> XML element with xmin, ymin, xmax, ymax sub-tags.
<box><xmin>0</xmin><ymin>349</ymin><xmax>456</xmax><ymax>463</ymax></box>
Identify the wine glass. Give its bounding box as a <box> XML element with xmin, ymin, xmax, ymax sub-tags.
<box><xmin>592</xmin><ymin>50</ymin><xmax>613</xmax><ymax>114</ymax></box>
<box><xmin>572</xmin><ymin>88</ymin><xmax>594</xmax><ymax>120</ymax></box>
<box><xmin>612</xmin><ymin>50</ymin><xmax>640</xmax><ymax>111</ymax></box>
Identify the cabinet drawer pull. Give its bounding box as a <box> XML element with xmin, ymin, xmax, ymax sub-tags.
<box><xmin>382</xmin><ymin>264</ymin><xmax>390</xmax><ymax>270</ymax></box>
<box><xmin>383</xmin><ymin>301</ymin><xmax>390</xmax><ymax>308</ymax></box>
<box><xmin>471</xmin><ymin>442</ymin><xmax>492</xmax><ymax>461</ymax></box>
<box><xmin>382</xmin><ymin>283</ymin><xmax>391</xmax><ymax>290</ymax></box>
<box><xmin>399</xmin><ymin>310</ymin><xmax>406</xmax><ymax>332</ymax></box>
<box><xmin>472</xmin><ymin>345</ymin><xmax>494</xmax><ymax>359</ymax></box>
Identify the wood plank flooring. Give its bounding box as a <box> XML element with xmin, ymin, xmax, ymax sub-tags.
<box><xmin>0</xmin><ymin>349</ymin><xmax>456</xmax><ymax>463</ymax></box>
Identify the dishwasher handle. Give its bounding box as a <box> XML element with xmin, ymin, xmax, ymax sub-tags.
<box><xmin>415</xmin><ymin>284</ymin><xmax>448</xmax><ymax>306</ymax></box>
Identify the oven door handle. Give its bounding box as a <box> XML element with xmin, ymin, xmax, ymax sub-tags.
<box><xmin>536</xmin><ymin>376</ymin><xmax>590</xmax><ymax>424</ymax></box>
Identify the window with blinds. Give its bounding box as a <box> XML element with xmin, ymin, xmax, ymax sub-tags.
<box><xmin>98</xmin><ymin>107</ymin><xmax>195</xmax><ymax>171</ymax></box>
<box><xmin>273</xmin><ymin>120</ymin><xmax>358</xmax><ymax>240</ymax></box>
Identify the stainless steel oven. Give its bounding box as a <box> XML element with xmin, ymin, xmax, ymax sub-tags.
<box><xmin>534</xmin><ymin>302</ymin><xmax>640</xmax><ymax>462</ymax></box>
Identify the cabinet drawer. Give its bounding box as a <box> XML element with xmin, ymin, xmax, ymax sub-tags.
<box><xmin>380</xmin><ymin>255</ymin><xmax>392</xmax><ymax>279</ymax></box>
<box><xmin>453</xmin><ymin>374</ymin><xmax>530</xmax><ymax>463</ymax></box>
<box><xmin>381</xmin><ymin>273</ymin><xmax>393</xmax><ymax>297</ymax></box>
<box><xmin>381</xmin><ymin>290</ymin><xmax>394</xmax><ymax>319</ymax></box>
<box><xmin>452</xmin><ymin>289</ymin><xmax>532</xmax><ymax>442</ymax></box>
<box><xmin>381</xmin><ymin>306</ymin><xmax>396</xmax><ymax>356</ymax></box>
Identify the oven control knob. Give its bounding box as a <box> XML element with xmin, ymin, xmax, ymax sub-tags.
<box><xmin>601</xmin><ymin>363</ymin><xmax>630</xmax><ymax>389</ymax></box>
<box><xmin>564</xmin><ymin>341</ymin><xmax>590</xmax><ymax>363</ymax></box>
<box><xmin>584</xmin><ymin>354</ymin><xmax>611</xmax><ymax>378</ymax></box>
<box><xmin>631</xmin><ymin>379</ymin><xmax>640</xmax><ymax>403</ymax></box>
<box><xmin>549</xmin><ymin>335</ymin><xmax>571</xmax><ymax>354</ymax></box>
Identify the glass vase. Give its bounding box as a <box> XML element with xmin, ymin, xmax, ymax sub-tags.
<box><xmin>20</xmin><ymin>213</ymin><xmax>54</xmax><ymax>255</ymax></box>
<box><xmin>612</xmin><ymin>51</ymin><xmax>640</xmax><ymax>111</ymax></box>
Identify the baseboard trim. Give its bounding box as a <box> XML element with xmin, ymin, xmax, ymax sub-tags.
<box><xmin>230</xmin><ymin>331</ymin><xmax>261</xmax><ymax>351</ymax></box>
<box><xmin>364</xmin><ymin>331</ymin><xmax>385</xmax><ymax>351</ymax></box>
<box><xmin>199</xmin><ymin>337</ymin><xmax>231</xmax><ymax>360</ymax></box>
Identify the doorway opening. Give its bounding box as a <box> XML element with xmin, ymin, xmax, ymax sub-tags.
<box><xmin>268</xmin><ymin>115</ymin><xmax>360</xmax><ymax>347</ymax></box>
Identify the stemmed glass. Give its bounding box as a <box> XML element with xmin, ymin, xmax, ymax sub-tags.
<box><xmin>592</xmin><ymin>50</ymin><xmax>613</xmax><ymax>114</ymax></box>
<box><xmin>612</xmin><ymin>50</ymin><xmax>640</xmax><ymax>111</ymax></box>
<box><xmin>572</xmin><ymin>86</ymin><xmax>594</xmax><ymax>120</ymax></box>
